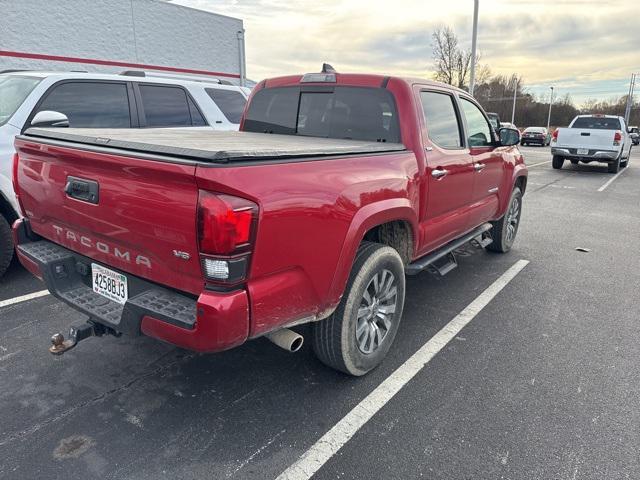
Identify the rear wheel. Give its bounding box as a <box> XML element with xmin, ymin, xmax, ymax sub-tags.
<box><xmin>620</xmin><ymin>153</ymin><xmax>629</xmax><ymax>168</ymax></box>
<box><xmin>608</xmin><ymin>155</ymin><xmax>621</xmax><ymax>173</ymax></box>
<box><xmin>552</xmin><ymin>155</ymin><xmax>564</xmax><ymax>169</ymax></box>
<box><xmin>487</xmin><ymin>187</ymin><xmax>522</xmax><ymax>253</ymax></box>
<box><xmin>312</xmin><ymin>242</ymin><xmax>405</xmax><ymax>376</ymax></box>
<box><xmin>0</xmin><ymin>215</ymin><xmax>14</xmax><ymax>278</ymax></box>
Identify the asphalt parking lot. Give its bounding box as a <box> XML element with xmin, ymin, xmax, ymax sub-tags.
<box><xmin>1</xmin><ymin>145</ymin><xmax>639</xmax><ymax>480</ymax></box>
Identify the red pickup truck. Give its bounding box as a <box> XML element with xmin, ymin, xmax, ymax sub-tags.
<box><xmin>12</xmin><ymin>69</ymin><xmax>527</xmax><ymax>376</ymax></box>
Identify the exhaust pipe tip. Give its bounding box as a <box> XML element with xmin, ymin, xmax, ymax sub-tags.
<box><xmin>289</xmin><ymin>335</ymin><xmax>304</xmax><ymax>352</ymax></box>
<box><xmin>265</xmin><ymin>328</ymin><xmax>304</xmax><ymax>352</ymax></box>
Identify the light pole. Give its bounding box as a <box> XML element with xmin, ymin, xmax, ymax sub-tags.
<box><xmin>624</xmin><ymin>73</ymin><xmax>637</xmax><ymax>124</ymax></box>
<box><xmin>511</xmin><ymin>79</ymin><xmax>518</xmax><ymax>124</ymax></box>
<box><xmin>546</xmin><ymin>86</ymin><xmax>554</xmax><ymax>131</ymax></box>
<box><xmin>469</xmin><ymin>0</ymin><xmax>479</xmax><ymax>96</ymax></box>
<box><xmin>237</xmin><ymin>29</ymin><xmax>246</xmax><ymax>87</ymax></box>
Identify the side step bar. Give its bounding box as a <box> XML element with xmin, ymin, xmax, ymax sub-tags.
<box><xmin>405</xmin><ymin>223</ymin><xmax>493</xmax><ymax>276</ymax></box>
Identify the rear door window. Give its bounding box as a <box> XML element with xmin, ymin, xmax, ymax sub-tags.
<box><xmin>139</xmin><ymin>85</ymin><xmax>193</xmax><ymax>127</ymax></box>
<box><xmin>36</xmin><ymin>82</ymin><xmax>131</xmax><ymax>128</ymax></box>
<box><xmin>459</xmin><ymin>98</ymin><xmax>493</xmax><ymax>147</ymax></box>
<box><xmin>420</xmin><ymin>91</ymin><xmax>462</xmax><ymax>148</ymax></box>
<box><xmin>244</xmin><ymin>86</ymin><xmax>400</xmax><ymax>143</ymax></box>
<box><xmin>205</xmin><ymin>88</ymin><xmax>247</xmax><ymax>124</ymax></box>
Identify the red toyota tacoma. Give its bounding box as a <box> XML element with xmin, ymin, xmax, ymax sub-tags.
<box><xmin>12</xmin><ymin>68</ymin><xmax>527</xmax><ymax>376</ymax></box>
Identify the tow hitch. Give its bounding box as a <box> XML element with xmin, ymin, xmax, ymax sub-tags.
<box><xmin>49</xmin><ymin>321</ymin><xmax>120</xmax><ymax>355</ymax></box>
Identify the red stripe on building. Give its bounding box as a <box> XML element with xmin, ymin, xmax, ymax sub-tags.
<box><xmin>0</xmin><ymin>50</ymin><xmax>240</xmax><ymax>79</ymax></box>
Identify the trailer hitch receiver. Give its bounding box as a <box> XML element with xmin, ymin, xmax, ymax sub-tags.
<box><xmin>49</xmin><ymin>321</ymin><xmax>118</xmax><ymax>355</ymax></box>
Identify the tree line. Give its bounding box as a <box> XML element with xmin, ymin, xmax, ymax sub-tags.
<box><xmin>431</xmin><ymin>26</ymin><xmax>639</xmax><ymax>128</ymax></box>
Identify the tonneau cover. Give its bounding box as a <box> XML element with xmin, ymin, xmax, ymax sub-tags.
<box><xmin>22</xmin><ymin>128</ymin><xmax>406</xmax><ymax>163</ymax></box>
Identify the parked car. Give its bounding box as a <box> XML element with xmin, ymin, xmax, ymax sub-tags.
<box><xmin>500</xmin><ymin>121</ymin><xmax>517</xmax><ymax>130</ymax></box>
<box><xmin>521</xmin><ymin>127</ymin><xmax>550</xmax><ymax>146</ymax></box>
<box><xmin>13</xmin><ymin>69</ymin><xmax>527</xmax><ymax>376</ymax></box>
<box><xmin>0</xmin><ymin>70</ymin><xmax>250</xmax><ymax>278</ymax></box>
<box><xmin>629</xmin><ymin>126</ymin><xmax>639</xmax><ymax>145</ymax></box>
<box><xmin>551</xmin><ymin>114</ymin><xmax>632</xmax><ymax>173</ymax></box>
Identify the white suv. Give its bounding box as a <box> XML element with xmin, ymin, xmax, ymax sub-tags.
<box><xmin>0</xmin><ymin>70</ymin><xmax>251</xmax><ymax>277</ymax></box>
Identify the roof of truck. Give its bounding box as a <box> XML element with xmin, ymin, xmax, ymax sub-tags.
<box><xmin>576</xmin><ymin>114</ymin><xmax>621</xmax><ymax>118</ymax></box>
<box><xmin>21</xmin><ymin>128</ymin><xmax>406</xmax><ymax>164</ymax></box>
<box><xmin>261</xmin><ymin>72</ymin><xmax>467</xmax><ymax>94</ymax></box>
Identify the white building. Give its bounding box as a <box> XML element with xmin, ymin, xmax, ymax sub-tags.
<box><xmin>0</xmin><ymin>0</ymin><xmax>246</xmax><ymax>85</ymax></box>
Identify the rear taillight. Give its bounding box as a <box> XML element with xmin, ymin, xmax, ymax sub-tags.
<box><xmin>551</xmin><ymin>129</ymin><xmax>559</xmax><ymax>141</ymax></box>
<box><xmin>197</xmin><ymin>191</ymin><xmax>258</xmax><ymax>284</ymax></box>
<box><xmin>613</xmin><ymin>130</ymin><xmax>622</xmax><ymax>146</ymax></box>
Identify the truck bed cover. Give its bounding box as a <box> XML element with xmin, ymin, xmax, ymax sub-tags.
<box><xmin>22</xmin><ymin>128</ymin><xmax>406</xmax><ymax>163</ymax></box>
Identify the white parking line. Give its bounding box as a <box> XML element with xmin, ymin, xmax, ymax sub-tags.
<box><xmin>276</xmin><ymin>259</ymin><xmax>530</xmax><ymax>480</ymax></box>
<box><xmin>527</xmin><ymin>160</ymin><xmax>551</xmax><ymax>168</ymax></box>
<box><xmin>597</xmin><ymin>168</ymin><xmax>627</xmax><ymax>192</ymax></box>
<box><xmin>0</xmin><ymin>290</ymin><xmax>50</xmax><ymax>309</ymax></box>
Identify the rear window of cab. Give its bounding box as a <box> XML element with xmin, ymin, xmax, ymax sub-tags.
<box><xmin>243</xmin><ymin>86</ymin><xmax>401</xmax><ymax>143</ymax></box>
<box><xmin>571</xmin><ymin>117</ymin><xmax>621</xmax><ymax>130</ymax></box>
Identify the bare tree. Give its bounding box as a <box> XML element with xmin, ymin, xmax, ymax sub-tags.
<box><xmin>476</xmin><ymin>63</ymin><xmax>492</xmax><ymax>85</ymax></box>
<box><xmin>431</xmin><ymin>26</ymin><xmax>458</xmax><ymax>86</ymax></box>
<box><xmin>431</xmin><ymin>26</ymin><xmax>481</xmax><ymax>90</ymax></box>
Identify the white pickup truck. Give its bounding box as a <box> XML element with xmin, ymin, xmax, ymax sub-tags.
<box><xmin>551</xmin><ymin>114</ymin><xmax>632</xmax><ymax>173</ymax></box>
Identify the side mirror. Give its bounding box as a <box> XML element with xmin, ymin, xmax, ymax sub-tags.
<box><xmin>498</xmin><ymin>127</ymin><xmax>520</xmax><ymax>147</ymax></box>
<box><xmin>30</xmin><ymin>111</ymin><xmax>69</xmax><ymax>128</ymax></box>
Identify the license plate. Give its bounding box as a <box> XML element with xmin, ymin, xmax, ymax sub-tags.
<box><xmin>577</xmin><ymin>148</ymin><xmax>589</xmax><ymax>155</ymax></box>
<box><xmin>92</xmin><ymin>263</ymin><xmax>128</xmax><ymax>305</ymax></box>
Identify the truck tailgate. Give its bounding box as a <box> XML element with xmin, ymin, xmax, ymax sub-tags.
<box><xmin>557</xmin><ymin>128</ymin><xmax>615</xmax><ymax>150</ymax></box>
<box><xmin>15</xmin><ymin>138</ymin><xmax>203</xmax><ymax>296</ymax></box>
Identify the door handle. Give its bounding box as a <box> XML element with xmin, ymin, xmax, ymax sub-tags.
<box><xmin>431</xmin><ymin>168</ymin><xmax>449</xmax><ymax>179</ymax></box>
<box><xmin>474</xmin><ymin>163</ymin><xmax>485</xmax><ymax>172</ymax></box>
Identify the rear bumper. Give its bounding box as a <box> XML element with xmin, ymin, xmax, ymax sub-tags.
<box><xmin>14</xmin><ymin>219</ymin><xmax>249</xmax><ymax>353</ymax></box>
<box><xmin>551</xmin><ymin>147</ymin><xmax>618</xmax><ymax>161</ymax></box>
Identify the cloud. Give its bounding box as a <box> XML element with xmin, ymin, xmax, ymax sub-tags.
<box><xmin>173</xmin><ymin>0</ymin><xmax>639</xmax><ymax>102</ymax></box>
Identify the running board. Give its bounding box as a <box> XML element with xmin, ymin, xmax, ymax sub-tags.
<box><xmin>406</xmin><ymin>223</ymin><xmax>493</xmax><ymax>276</ymax></box>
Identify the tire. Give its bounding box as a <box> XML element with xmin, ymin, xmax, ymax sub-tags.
<box><xmin>0</xmin><ymin>215</ymin><xmax>14</xmax><ymax>278</ymax></box>
<box><xmin>608</xmin><ymin>155</ymin><xmax>620</xmax><ymax>173</ymax></box>
<box><xmin>312</xmin><ymin>242</ymin><xmax>405</xmax><ymax>376</ymax></box>
<box><xmin>552</xmin><ymin>155</ymin><xmax>564</xmax><ymax>169</ymax></box>
<box><xmin>487</xmin><ymin>187</ymin><xmax>522</xmax><ymax>254</ymax></box>
<box><xmin>620</xmin><ymin>149</ymin><xmax>629</xmax><ymax>168</ymax></box>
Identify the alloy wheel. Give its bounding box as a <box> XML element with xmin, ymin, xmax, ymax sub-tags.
<box><xmin>356</xmin><ymin>269</ymin><xmax>398</xmax><ymax>354</ymax></box>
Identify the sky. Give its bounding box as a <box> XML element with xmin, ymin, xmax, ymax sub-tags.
<box><xmin>174</xmin><ymin>0</ymin><xmax>639</xmax><ymax>106</ymax></box>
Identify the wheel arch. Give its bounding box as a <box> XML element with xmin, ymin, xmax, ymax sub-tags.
<box><xmin>498</xmin><ymin>165</ymin><xmax>527</xmax><ymax>215</ymax></box>
<box><xmin>514</xmin><ymin>174</ymin><xmax>527</xmax><ymax>195</ymax></box>
<box><xmin>325</xmin><ymin>199</ymin><xmax>418</xmax><ymax>309</ymax></box>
